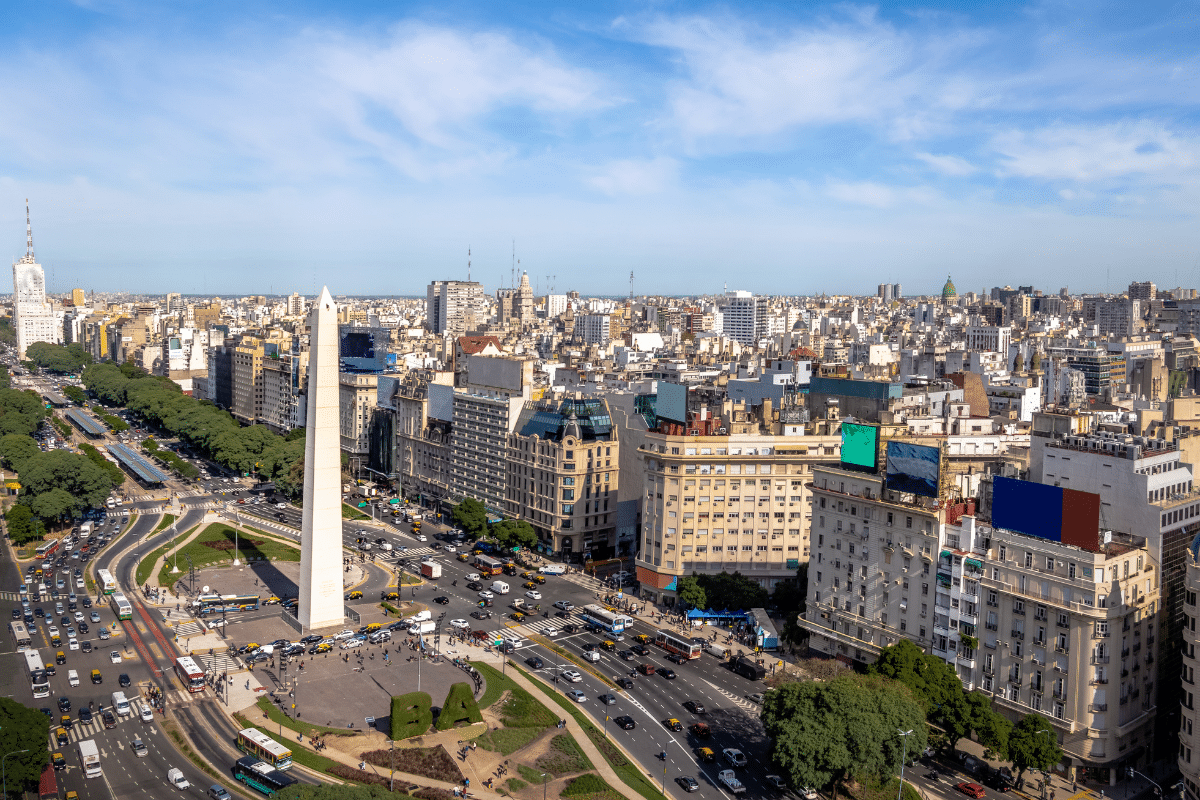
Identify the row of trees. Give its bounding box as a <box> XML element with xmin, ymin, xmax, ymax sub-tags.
<box><xmin>25</xmin><ymin>341</ymin><xmax>92</xmax><ymax>374</ymax></box>
<box><xmin>81</xmin><ymin>360</ymin><xmax>306</xmax><ymax>496</ymax></box>
<box><xmin>451</xmin><ymin>498</ymin><xmax>538</xmax><ymax>551</ymax></box>
<box><xmin>763</xmin><ymin>642</ymin><xmax>1064</xmax><ymax>798</ymax></box>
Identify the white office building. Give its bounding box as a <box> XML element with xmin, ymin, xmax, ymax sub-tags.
<box><xmin>427</xmin><ymin>280</ymin><xmax>486</xmax><ymax>336</ymax></box>
<box><xmin>11</xmin><ymin>201</ymin><xmax>60</xmax><ymax>358</ymax></box>
<box><xmin>720</xmin><ymin>291</ymin><xmax>768</xmax><ymax>345</ymax></box>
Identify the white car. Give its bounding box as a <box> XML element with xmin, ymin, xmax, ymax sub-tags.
<box><xmin>561</xmin><ymin>669</ymin><xmax>583</xmax><ymax>682</ymax></box>
<box><xmin>525</xmin><ymin>590</ymin><xmax>542</xmax><ymax>600</ymax></box>
<box><xmin>542</xmin><ymin>627</ymin><xmax>560</xmax><ymax>637</ymax></box>
<box><xmin>553</xmin><ymin>600</ymin><xmax>574</xmax><ymax>611</ymax></box>
<box><xmin>465</xmin><ymin>573</ymin><xmax>481</xmax><ymax>581</ymax></box>
<box><xmin>339</xmin><ymin>638</ymin><xmax>364</xmax><ymax>650</ymax></box>
<box><xmin>47</xmin><ymin>625</ymin><xmax>59</xmax><ymax>636</ymax></box>
<box><xmin>449</xmin><ymin>619</ymin><xmax>470</xmax><ymax>630</ymax></box>
<box><xmin>208</xmin><ymin>618</ymin><xmax>227</xmax><ymax>628</ymax></box>
<box><xmin>333</xmin><ymin>629</ymin><xmax>355</xmax><ymax>640</ymax></box>
<box><xmin>276</xmin><ymin>502</ymin><xmax>287</xmax><ymax>509</ymax></box>
<box><xmin>73</xmin><ymin>611</ymin><xmax>84</xmax><ymax>622</ymax></box>
<box><xmin>566</xmin><ymin>690</ymin><xmax>586</xmax><ymax>703</ymax></box>
<box><xmin>110</xmin><ymin>651</ymin><xmax>122</xmax><ymax>664</ymax></box>
<box><xmin>167</xmin><ymin>767</ymin><xmax>190</xmax><ymax>790</ymax></box>
<box><xmin>478</xmin><ymin>591</ymin><xmax>494</xmax><ymax>600</ymax></box>
<box><xmin>141</xmin><ymin>705</ymin><xmax>154</xmax><ymax>723</ymax></box>
<box><xmin>416</xmin><ymin>535</ymin><xmax>427</xmax><ymax>542</ymax></box>
<box><xmin>68</xmin><ymin>637</ymin><xmax>80</xmax><ymax>650</ymax></box>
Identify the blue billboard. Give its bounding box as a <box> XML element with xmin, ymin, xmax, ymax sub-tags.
<box><xmin>657</xmin><ymin>382</ymin><xmax>687</xmax><ymax>426</ymax></box>
<box><xmin>884</xmin><ymin>441</ymin><xmax>940</xmax><ymax>497</ymax></box>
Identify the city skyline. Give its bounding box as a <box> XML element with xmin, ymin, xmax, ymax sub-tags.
<box><xmin>4</xmin><ymin>1</ymin><xmax>1199</xmax><ymax>296</ymax></box>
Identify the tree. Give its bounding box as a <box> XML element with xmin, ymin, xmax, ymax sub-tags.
<box><xmin>19</xmin><ymin>449</ymin><xmax>113</xmax><ymax>513</ymax></box>
<box><xmin>491</xmin><ymin>519</ymin><xmax>537</xmax><ymax>551</ymax></box>
<box><xmin>4</xmin><ymin>504</ymin><xmax>43</xmax><ymax>545</ymax></box>
<box><xmin>25</xmin><ymin>342</ymin><xmax>92</xmax><ymax>374</ymax></box>
<box><xmin>1007</xmin><ymin>714</ymin><xmax>1062</xmax><ymax>782</ymax></box>
<box><xmin>772</xmin><ymin>563</ymin><xmax>808</xmax><ymax>645</ymax></box>
<box><xmin>677</xmin><ymin>576</ymin><xmax>707</xmax><ymax>611</ymax></box>
<box><xmin>975</xmin><ymin>703</ymin><xmax>1012</xmax><ymax>761</ymax></box>
<box><xmin>1013</xmin><ymin>352</ymin><xmax>1025</xmax><ymax>372</ymax></box>
<box><xmin>0</xmin><ymin>433</ymin><xmax>39</xmax><ymax>471</ymax></box>
<box><xmin>0</xmin><ymin>697</ymin><xmax>50</xmax><ymax>792</ymax></box>
<box><xmin>696</xmin><ymin>571</ymin><xmax>768</xmax><ymax>610</ymax></box>
<box><xmin>79</xmin><ymin>442</ymin><xmax>125</xmax><ymax>487</ymax></box>
<box><xmin>62</xmin><ymin>384</ymin><xmax>86</xmax><ymax>404</ymax></box>
<box><xmin>452</xmin><ymin>498</ymin><xmax>488</xmax><ymax>539</ymax></box>
<box><xmin>762</xmin><ymin>674</ymin><xmax>927</xmax><ymax>799</ymax></box>
<box><xmin>29</xmin><ymin>488</ymin><xmax>78</xmax><ymax>525</ymax></box>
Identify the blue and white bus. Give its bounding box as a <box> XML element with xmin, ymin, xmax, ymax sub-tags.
<box><xmin>579</xmin><ymin>604</ymin><xmax>634</xmax><ymax>634</ymax></box>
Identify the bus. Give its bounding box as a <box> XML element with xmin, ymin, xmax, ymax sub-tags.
<box><xmin>232</xmin><ymin>756</ymin><xmax>297</xmax><ymax>796</ymax></box>
<box><xmin>96</xmin><ymin>569</ymin><xmax>117</xmax><ymax>595</ymax></box>
<box><xmin>35</xmin><ymin>540</ymin><xmax>60</xmax><ymax>560</ymax></box>
<box><xmin>473</xmin><ymin>555</ymin><xmax>503</xmax><ymax>576</ymax></box>
<box><xmin>175</xmin><ymin>656</ymin><xmax>206</xmax><ymax>693</ymax></box>
<box><xmin>236</xmin><ymin>729</ymin><xmax>293</xmax><ymax>770</ymax></box>
<box><xmin>580</xmin><ymin>604</ymin><xmax>634</xmax><ymax>634</ymax></box>
<box><xmin>110</xmin><ymin>591</ymin><xmax>133</xmax><ymax>621</ymax></box>
<box><xmin>654</xmin><ymin>630</ymin><xmax>702</xmax><ymax>660</ymax></box>
<box><xmin>9</xmin><ymin>621</ymin><xmax>32</xmax><ymax>651</ymax></box>
<box><xmin>25</xmin><ymin>649</ymin><xmax>50</xmax><ymax>698</ymax></box>
<box><xmin>195</xmin><ymin>594</ymin><xmax>259</xmax><ymax>611</ymax></box>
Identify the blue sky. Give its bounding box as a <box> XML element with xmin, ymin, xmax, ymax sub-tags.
<box><xmin>3</xmin><ymin>0</ymin><xmax>1199</xmax><ymax>298</ymax></box>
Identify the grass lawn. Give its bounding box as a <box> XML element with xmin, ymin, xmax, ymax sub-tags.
<box><xmin>517</xmin><ymin>664</ymin><xmax>667</xmax><ymax>800</ymax></box>
<box><xmin>342</xmin><ymin>503</ymin><xmax>369</xmax><ymax>520</ymax></box>
<box><xmin>153</xmin><ymin>514</ymin><xmax>177</xmax><ymax>533</ymax></box>
<box><xmin>475</xmin><ymin>727</ymin><xmax>544</xmax><ymax>755</ymax></box>
<box><xmin>135</xmin><ymin>524</ymin><xmax>196</xmax><ymax>587</ymax></box>
<box><xmin>535</xmin><ymin>733</ymin><xmax>593</xmax><ymax>774</ymax></box>
<box><xmin>843</xmin><ymin>775</ymin><xmax>920</xmax><ymax>800</ymax></box>
<box><xmin>156</xmin><ymin>523</ymin><xmax>299</xmax><ymax>587</ymax></box>
<box><xmin>254</xmin><ymin>696</ymin><xmax>355</xmax><ymax>738</ymax></box>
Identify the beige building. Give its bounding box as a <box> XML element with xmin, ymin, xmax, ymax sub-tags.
<box><xmin>506</xmin><ymin>396</ymin><xmax>619</xmax><ymax>559</ymax></box>
<box><xmin>1180</xmin><ymin>547</ymin><xmax>1200</xmax><ymax>800</ymax></box>
<box><xmin>340</xmin><ymin>372</ymin><xmax>378</xmax><ymax>475</ymax></box>
<box><xmin>803</xmin><ymin>464</ymin><xmax>1160</xmax><ymax>780</ymax></box>
<box><xmin>231</xmin><ymin>338</ymin><xmax>265</xmax><ymax>424</ymax></box>
<box><xmin>636</xmin><ymin>411</ymin><xmax>840</xmax><ymax>604</ymax></box>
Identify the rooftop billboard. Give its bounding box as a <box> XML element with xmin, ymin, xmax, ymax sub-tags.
<box><xmin>840</xmin><ymin>423</ymin><xmax>880</xmax><ymax>471</ymax></box>
<box><xmin>991</xmin><ymin>476</ymin><xmax>1100</xmax><ymax>551</ymax></box>
<box><xmin>657</xmin><ymin>381</ymin><xmax>687</xmax><ymax>426</ymax></box>
<box><xmin>884</xmin><ymin>441</ymin><xmax>941</xmax><ymax>498</ymax></box>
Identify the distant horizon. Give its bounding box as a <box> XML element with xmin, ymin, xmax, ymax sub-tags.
<box><xmin>4</xmin><ymin>2</ymin><xmax>1197</xmax><ymax>296</ymax></box>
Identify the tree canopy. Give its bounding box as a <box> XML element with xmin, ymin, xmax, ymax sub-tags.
<box><xmin>677</xmin><ymin>576</ymin><xmax>707</xmax><ymax>611</ymax></box>
<box><xmin>762</xmin><ymin>674</ymin><xmax>927</xmax><ymax>797</ymax></box>
<box><xmin>452</xmin><ymin>498</ymin><xmax>488</xmax><ymax>538</ymax></box>
<box><xmin>24</xmin><ymin>342</ymin><xmax>92</xmax><ymax>374</ymax></box>
<box><xmin>695</xmin><ymin>571</ymin><xmax>768</xmax><ymax>610</ymax></box>
<box><xmin>0</xmin><ymin>433</ymin><xmax>40</xmax><ymax>472</ymax></box>
<box><xmin>5</xmin><ymin>504</ymin><xmax>45</xmax><ymax>545</ymax></box>
<box><xmin>0</xmin><ymin>697</ymin><xmax>50</xmax><ymax>792</ymax></box>
<box><xmin>491</xmin><ymin>519</ymin><xmax>537</xmax><ymax>551</ymax></box>
<box><xmin>771</xmin><ymin>563</ymin><xmax>808</xmax><ymax>645</ymax></box>
<box><xmin>1007</xmin><ymin>714</ymin><xmax>1063</xmax><ymax>780</ymax></box>
<box><xmin>18</xmin><ymin>449</ymin><xmax>113</xmax><ymax>516</ymax></box>
<box><xmin>0</xmin><ymin>388</ymin><xmax>47</xmax><ymax>436</ymax></box>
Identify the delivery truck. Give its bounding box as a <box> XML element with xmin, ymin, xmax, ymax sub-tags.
<box><xmin>420</xmin><ymin>561</ymin><xmax>442</xmax><ymax>580</ymax></box>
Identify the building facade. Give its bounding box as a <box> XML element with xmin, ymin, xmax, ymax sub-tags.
<box><xmin>427</xmin><ymin>280</ymin><xmax>486</xmax><ymax>336</ymax></box>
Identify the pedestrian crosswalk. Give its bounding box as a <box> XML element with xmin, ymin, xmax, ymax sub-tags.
<box><xmin>702</xmin><ymin>677</ymin><xmax>761</xmax><ymax>714</ymax></box>
<box><xmin>173</xmin><ymin>620</ymin><xmax>204</xmax><ymax>637</ymax></box>
<box><xmin>378</xmin><ymin>546</ymin><xmax>436</xmax><ymax>561</ymax></box>
<box><xmin>518</xmin><ymin>618</ymin><xmax>568</xmax><ymax>638</ymax></box>
<box><xmin>51</xmin><ymin>697</ymin><xmax>151</xmax><ymax>745</ymax></box>
<box><xmin>197</xmin><ymin>652</ymin><xmax>240</xmax><ymax>673</ymax></box>
<box><xmin>0</xmin><ymin>591</ymin><xmax>20</xmax><ymax>601</ymax></box>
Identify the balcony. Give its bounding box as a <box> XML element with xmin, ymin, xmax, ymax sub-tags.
<box><xmin>986</xmin><ymin>622</ymin><xmax>999</xmax><ymax>631</ymax></box>
<box><xmin>1012</xmin><ymin>629</ymin><xmax>1026</xmax><ymax>639</ymax></box>
<box><xmin>1055</xmin><ymin>645</ymin><xmax>1070</xmax><ymax>655</ymax></box>
<box><xmin>1092</xmin><ymin>655</ymin><xmax>1110</xmax><ymax>664</ymax></box>
<box><xmin>1091</xmin><ymin>677</ymin><xmax>1109</xmax><ymax>685</ymax></box>
<box><xmin>1033</xmin><ymin>638</ymin><xmax>1047</xmax><ymax>647</ymax></box>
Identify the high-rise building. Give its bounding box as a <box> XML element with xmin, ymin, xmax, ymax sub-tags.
<box><xmin>231</xmin><ymin>338</ymin><xmax>265</xmax><ymax>423</ymax></box>
<box><xmin>1180</xmin><ymin>548</ymin><xmax>1200</xmax><ymax>799</ymax></box>
<box><xmin>546</xmin><ymin>294</ymin><xmax>568</xmax><ymax>319</ymax></box>
<box><xmin>1128</xmin><ymin>281</ymin><xmax>1156</xmax><ymax>302</ymax></box>
<box><xmin>427</xmin><ymin>280</ymin><xmax>485</xmax><ymax>336</ymax></box>
<box><xmin>70</xmin><ymin>288</ymin><xmax>85</xmax><ymax>307</ymax></box>
<box><xmin>339</xmin><ymin>372</ymin><xmax>378</xmax><ymax>476</ymax></box>
<box><xmin>720</xmin><ymin>291</ymin><xmax>768</xmax><ymax>345</ymax></box>
<box><xmin>287</xmin><ymin>292</ymin><xmax>306</xmax><ymax>317</ymax></box>
<box><xmin>11</xmin><ymin>200</ymin><xmax>60</xmax><ymax>358</ymax></box>
<box><xmin>577</xmin><ymin>314</ymin><xmax>611</xmax><ymax>345</ymax></box>
<box><xmin>877</xmin><ymin>284</ymin><xmax>902</xmax><ymax>302</ymax></box>
<box><xmin>165</xmin><ymin>292</ymin><xmax>185</xmax><ymax>314</ymax></box>
<box><xmin>965</xmin><ymin>325</ymin><xmax>1012</xmax><ymax>354</ymax></box>
<box><xmin>1095</xmin><ymin>298</ymin><xmax>1142</xmax><ymax>337</ymax></box>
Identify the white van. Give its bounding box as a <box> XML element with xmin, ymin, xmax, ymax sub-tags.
<box><xmin>706</xmin><ymin>644</ymin><xmax>731</xmax><ymax>659</ymax></box>
<box><xmin>111</xmin><ymin>691</ymin><xmax>131</xmax><ymax>716</ymax></box>
<box><xmin>378</xmin><ymin>541</ymin><xmax>393</xmax><ymax>551</ymax></box>
<box><xmin>538</xmin><ymin>565</ymin><xmax>566</xmax><ymax>575</ymax></box>
<box><xmin>405</xmin><ymin>610</ymin><xmax>432</xmax><ymax>623</ymax></box>
<box><xmin>491</xmin><ymin>581</ymin><xmax>510</xmax><ymax>595</ymax></box>
<box><xmin>68</xmin><ymin>669</ymin><xmax>80</xmax><ymax>687</ymax></box>
<box><xmin>408</xmin><ymin>620</ymin><xmax>436</xmax><ymax>636</ymax></box>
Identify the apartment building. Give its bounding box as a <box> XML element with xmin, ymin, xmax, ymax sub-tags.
<box><xmin>803</xmin><ymin>463</ymin><xmax>1161</xmax><ymax>780</ymax></box>
<box><xmin>395</xmin><ymin>372</ymin><xmax>454</xmax><ymax>508</ymax></box>
<box><xmin>636</xmin><ymin>411</ymin><xmax>841</xmax><ymax>605</ymax></box>
<box><xmin>427</xmin><ymin>280</ymin><xmax>486</xmax><ymax>336</ymax></box>
<box><xmin>340</xmin><ymin>372</ymin><xmax>378</xmax><ymax>475</ymax></box>
<box><xmin>506</xmin><ymin>396</ymin><xmax>619</xmax><ymax>559</ymax></box>
<box><xmin>231</xmin><ymin>338</ymin><xmax>265</xmax><ymax>424</ymax></box>
<box><xmin>1180</xmin><ymin>545</ymin><xmax>1200</xmax><ymax>800</ymax></box>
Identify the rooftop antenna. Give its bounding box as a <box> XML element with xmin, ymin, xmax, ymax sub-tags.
<box><xmin>630</xmin><ymin>270</ymin><xmax>634</xmax><ymax>302</ymax></box>
<box><xmin>511</xmin><ymin>240</ymin><xmax>515</xmax><ymax>289</ymax></box>
<box><xmin>468</xmin><ymin>247</ymin><xmax>472</xmax><ymax>282</ymax></box>
<box><xmin>18</xmin><ymin>198</ymin><xmax>35</xmax><ymax>264</ymax></box>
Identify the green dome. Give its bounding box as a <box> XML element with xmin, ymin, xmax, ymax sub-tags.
<box><xmin>941</xmin><ymin>274</ymin><xmax>957</xmax><ymax>299</ymax></box>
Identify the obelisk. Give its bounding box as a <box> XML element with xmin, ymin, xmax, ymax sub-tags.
<box><xmin>299</xmin><ymin>287</ymin><xmax>344</xmax><ymax>630</ymax></box>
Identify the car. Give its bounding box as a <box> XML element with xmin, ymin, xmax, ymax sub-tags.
<box><xmin>34</xmin><ymin>607</ymin><xmax>45</xmax><ymax>618</ymax></box>
<box><xmin>690</xmin><ymin>722</ymin><xmax>711</xmax><ymax>738</ymax></box>
<box><xmin>434</xmin><ymin>596</ymin><xmax>450</xmax><ymax>605</ymax></box>
<box><xmin>582</xmin><ymin>642</ymin><xmax>599</xmax><ymax>653</ymax></box>
<box><xmin>416</xmin><ymin>534</ymin><xmax>427</xmax><ymax>542</ymax></box>
<box><xmin>526</xmin><ymin>656</ymin><xmax>545</xmax><ymax>669</ymax></box>
<box><xmin>308</xmin><ymin>642</ymin><xmax>332</xmax><ymax>655</ymax></box>
<box><xmin>683</xmin><ymin>700</ymin><xmax>706</xmax><ymax>714</ymax></box>
<box><xmin>66</xmin><ymin>626</ymin><xmax>76</xmax><ymax>637</ymax></box>
<box><xmin>658</xmin><ymin>667</ymin><xmax>677</xmax><ymax>679</ymax></box>
<box><xmin>91</xmin><ymin>669</ymin><xmax>102</xmax><ymax>684</ymax></box>
<box><xmin>98</xmin><ymin>628</ymin><xmax>110</xmax><ymax>640</ymax></box>
<box><xmin>168</xmin><ymin>767</ymin><xmax>191</xmax><ymax>790</ymax></box>
<box><xmin>617</xmin><ymin>677</ymin><xmax>635</xmax><ymax>689</ymax></box>
<box><xmin>78</xmin><ymin>622</ymin><xmax>89</xmax><ymax>634</ymax></box>
<box><xmin>110</xmin><ymin>651</ymin><xmax>122</xmax><ymax>664</ymax></box>
<box><xmin>675</xmin><ymin>776</ymin><xmax>700</xmax><ymax>793</ymax></box>
<box><xmin>470</xmin><ymin>610</ymin><xmax>492</xmax><ymax>620</ymax></box>
<box><xmin>101</xmin><ymin>708</ymin><xmax>116</xmax><ymax>729</ymax></box>
<box><xmin>562</xmin><ymin>623</ymin><xmax>580</xmax><ymax>634</ymax></box>
<box><xmin>141</xmin><ymin>705</ymin><xmax>154</xmax><ymax>723</ymax></box>
<box><xmin>664</xmin><ymin>717</ymin><xmax>683</xmax><ymax>731</ymax></box>
<box><xmin>340</xmin><ymin>638</ymin><xmax>365</xmax><ymax>650</ymax></box>
<box><xmin>119</xmin><ymin>673</ymin><xmax>131</xmax><ymax>688</ymax></box>
<box><xmin>333</xmin><ymin>629</ymin><xmax>355</xmax><ymax>640</ymax></box>
<box><xmin>553</xmin><ymin>600</ymin><xmax>574</xmax><ymax>611</ymax></box>
<box><xmin>58</xmin><ymin>697</ymin><xmax>71</xmax><ymax>712</ymax></box>
<box><xmin>82</xmin><ymin>597</ymin><xmax>92</xmax><ymax>609</ymax></box>
<box><xmin>88</xmin><ymin>609</ymin><xmax>102</xmax><ymax>624</ymax></box>
<box><xmin>525</xmin><ymin>590</ymin><xmax>542</xmax><ymax>600</ymax></box>
<box><xmin>78</xmin><ymin>707</ymin><xmax>93</xmax><ymax>724</ymax></box>
<box><xmin>613</xmin><ymin>714</ymin><xmax>636</xmax><ymax>730</ymax></box>
<box><xmin>132</xmin><ymin>737</ymin><xmax>148</xmax><ymax>757</ymax></box>
<box><xmin>247</xmin><ymin>650</ymin><xmax>270</xmax><ymax>662</ymax></box>
<box><xmin>638</xmin><ymin>663</ymin><xmax>656</xmax><ymax>675</ymax></box>
<box><xmin>598</xmin><ymin>693</ymin><xmax>618</xmax><ymax>705</ymax></box>
<box><xmin>68</xmin><ymin>638</ymin><xmax>79</xmax><ymax>650</ymax></box>
<box><xmin>955</xmin><ymin>784</ymin><xmax>986</xmax><ymax>799</ymax></box>
<box><xmin>81</xmin><ymin>641</ymin><xmax>92</xmax><ymax>654</ymax></box>
<box><xmin>632</xmin><ymin>644</ymin><xmax>650</xmax><ymax>656</ymax></box>
<box><xmin>542</xmin><ymin>627</ymin><xmax>560</xmax><ymax>637</ymax></box>
<box><xmin>566</xmin><ymin>690</ymin><xmax>586</xmax><ymax>703</ymax></box>
<box><xmin>723</xmin><ymin>748</ymin><xmax>747</xmax><ymax>768</ymax></box>
<box><xmin>666</xmin><ymin>652</ymin><xmax>688</xmax><ymax>665</ymax></box>
<box><xmin>47</xmin><ymin>625</ymin><xmax>59</xmax><ymax>637</ymax></box>
<box><xmin>208</xmin><ymin>785</ymin><xmax>233</xmax><ymax>800</ymax></box>
<box><xmin>746</xmin><ymin>692</ymin><xmax>764</xmax><ymax>704</ymax></box>
<box><xmin>478</xmin><ymin>590</ymin><xmax>494</xmax><ymax>600</ymax></box>
<box><xmin>561</xmin><ymin>669</ymin><xmax>583</xmax><ymax>683</ymax></box>
<box><xmin>300</xmin><ymin>634</ymin><xmax>323</xmax><ymax>645</ymax></box>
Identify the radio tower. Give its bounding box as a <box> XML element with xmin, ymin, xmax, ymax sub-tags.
<box><xmin>467</xmin><ymin>248</ymin><xmax>472</xmax><ymax>281</ymax></box>
<box><xmin>19</xmin><ymin>198</ymin><xmax>35</xmax><ymax>264</ymax></box>
<box><xmin>629</xmin><ymin>271</ymin><xmax>634</xmax><ymax>302</ymax></box>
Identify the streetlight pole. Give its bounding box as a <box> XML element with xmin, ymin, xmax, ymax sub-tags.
<box><xmin>170</xmin><ymin>518</ymin><xmax>180</xmax><ymax>573</ymax></box>
<box><xmin>897</xmin><ymin>729</ymin><xmax>914</xmax><ymax>800</ymax></box>
<box><xmin>390</xmin><ymin>740</ymin><xmax>395</xmax><ymax>791</ymax></box>
<box><xmin>542</xmin><ymin>772</ymin><xmax>547</xmax><ymax>800</ymax></box>
<box><xmin>3</xmin><ymin>748</ymin><xmax>30</xmax><ymax>797</ymax></box>
<box><xmin>232</xmin><ymin>511</ymin><xmax>240</xmax><ymax>566</ymax></box>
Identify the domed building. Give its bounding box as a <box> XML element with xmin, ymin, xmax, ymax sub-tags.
<box><xmin>941</xmin><ymin>274</ymin><xmax>958</xmax><ymax>304</ymax></box>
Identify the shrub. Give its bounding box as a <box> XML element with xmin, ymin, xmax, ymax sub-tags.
<box><xmin>507</xmin><ymin>778</ymin><xmax>529</xmax><ymax>792</ymax></box>
<box><xmin>435</xmin><ymin>682</ymin><xmax>483</xmax><ymax>730</ymax></box>
<box><xmin>535</xmin><ymin>733</ymin><xmax>593</xmax><ymax>775</ymax></box>
<box><xmin>390</xmin><ymin>692</ymin><xmax>433</xmax><ymax>740</ymax></box>
<box><xmin>360</xmin><ymin>745</ymin><xmax>463</xmax><ymax>784</ymax></box>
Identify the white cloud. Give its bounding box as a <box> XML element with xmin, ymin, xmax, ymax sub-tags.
<box><xmin>824</xmin><ymin>180</ymin><xmax>939</xmax><ymax>208</ymax></box>
<box><xmin>993</xmin><ymin>121</ymin><xmax>1200</xmax><ymax>183</ymax></box>
<box><xmin>587</xmin><ymin>157</ymin><xmax>678</xmax><ymax>195</ymax></box>
<box><xmin>914</xmin><ymin>152</ymin><xmax>977</xmax><ymax>176</ymax></box>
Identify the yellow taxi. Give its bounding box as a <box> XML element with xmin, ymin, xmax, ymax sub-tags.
<box><xmin>52</xmin><ymin>752</ymin><xmax>66</xmax><ymax>771</ymax></box>
<box><xmin>263</xmin><ymin>596</ymin><xmax>281</xmax><ymax>605</ymax></box>
<box><xmin>55</xmin><ymin>727</ymin><xmax>68</xmax><ymax>747</ymax></box>
<box><xmin>664</xmin><ymin>718</ymin><xmax>683</xmax><ymax>732</ymax></box>
<box><xmin>312</xmin><ymin>643</ymin><xmax>332</xmax><ymax>654</ymax></box>
<box><xmin>364</xmin><ymin>623</ymin><xmax>383</xmax><ymax>633</ymax></box>
<box><xmin>521</xmin><ymin>571</ymin><xmax>534</xmax><ymax>580</ymax></box>
<box><xmin>457</xmin><ymin>553</ymin><xmax>470</xmax><ymax>562</ymax></box>
<box><xmin>523</xmin><ymin>581</ymin><xmax>537</xmax><ymax>590</ymax></box>
<box><xmin>697</xmin><ymin>747</ymin><xmax>715</xmax><ymax>763</ymax></box>
<box><xmin>346</xmin><ymin>591</ymin><xmax>363</xmax><ymax>600</ymax></box>
<box><xmin>51</xmin><ymin>635</ymin><xmax>62</xmax><ymax>647</ymax></box>
<box><xmin>55</xmin><ymin>650</ymin><xmax>66</xmax><ymax>664</ymax></box>
<box><xmin>66</xmin><ymin>792</ymin><xmax>80</xmax><ymax>800</ymax></box>
<box><xmin>511</xmin><ymin>611</ymin><xmax>526</xmax><ymax>622</ymax></box>
<box><xmin>635</xmin><ymin>634</ymin><xmax>651</xmax><ymax>644</ymax></box>
<box><xmin>382</xmin><ymin>592</ymin><xmax>400</xmax><ymax>602</ymax></box>
<box><xmin>533</xmin><ymin>575</ymin><xmax>546</xmax><ymax>584</ymax></box>
<box><xmin>600</xmin><ymin>640</ymin><xmax>617</xmax><ymax>651</ymax></box>
<box><xmin>90</xmin><ymin>669</ymin><xmax>102</xmax><ymax>684</ymax></box>
<box><xmin>44</xmin><ymin>662</ymin><xmax>56</xmax><ymax>676</ymax></box>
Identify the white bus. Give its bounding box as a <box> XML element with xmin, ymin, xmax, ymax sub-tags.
<box><xmin>96</xmin><ymin>569</ymin><xmax>117</xmax><ymax>595</ymax></box>
<box><xmin>8</xmin><ymin>620</ymin><xmax>31</xmax><ymax>651</ymax></box>
<box><xmin>237</xmin><ymin>728</ymin><xmax>293</xmax><ymax>770</ymax></box>
<box><xmin>25</xmin><ymin>649</ymin><xmax>50</xmax><ymax>698</ymax></box>
<box><xmin>110</xmin><ymin>591</ymin><xmax>132</xmax><ymax>621</ymax></box>
<box><xmin>579</xmin><ymin>604</ymin><xmax>634</xmax><ymax>634</ymax></box>
<box><xmin>175</xmin><ymin>656</ymin><xmax>206</xmax><ymax>693</ymax></box>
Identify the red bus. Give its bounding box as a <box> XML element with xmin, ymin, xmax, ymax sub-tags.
<box><xmin>654</xmin><ymin>630</ymin><xmax>702</xmax><ymax>659</ymax></box>
<box><xmin>473</xmin><ymin>555</ymin><xmax>503</xmax><ymax>576</ymax></box>
<box><xmin>174</xmin><ymin>656</ymin><xmax>206</xmax><ymax>693</ymax></box>
<box><xmin>38</xmin><ymin>762</ymin><xmax>57</xmax><ymax>800</ymax></box>
<box><xmin>35</xmin><ymin>540</ymin><xmax>60</xmax><ymax>560</ymax></box>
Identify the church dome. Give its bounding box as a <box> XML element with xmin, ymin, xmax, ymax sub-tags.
<box><xmin>941</xmin><ymin>275</ymin><xmax>957</xmax><ymax>299</ymax></box>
